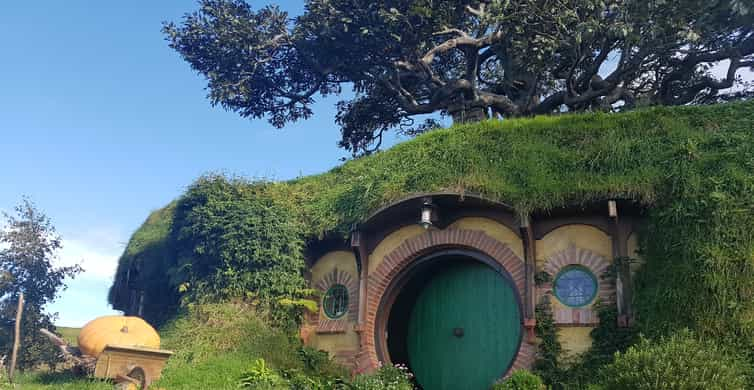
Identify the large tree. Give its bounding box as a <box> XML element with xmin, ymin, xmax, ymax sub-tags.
<box><xmin>165</xmin><ymin>0</ymin><xmax>754</xmax><ymax>155</ymax></box>
<box><xmin>0</xmin><ymin>199</ymin><xmax>81</xmax><ymax>369</ymax></box>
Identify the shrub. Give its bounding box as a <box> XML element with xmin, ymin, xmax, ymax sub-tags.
<box><xmin>492</xmin><ymin>370</ymin><xmax>545</xmax><ymax>390</ymax></box>
<box><xmin>350</xmin><ymin>364</ymin><xmax>414</xmax><ymax>390</ymax></box>
<box><xmin>297</xmin><ymin>346</ymin><xmax>331</xmax><ymax>372</ymax></box>
<box><xmin>599</xmin><ymin>330</ymin><xmax>750</xmax><ymax>390</ymax></box>
<box><xmin>171</xmin><ymin>176</ymin><xmax>308</xmax><ymax>321</ymax></box>
<box><xmin>281</xmin><ymin>368</ymin><xmax>348</xmax><ymax>390</ymax></box>
<box><xmin>238</xmin><ymin>359</ymin><xmax>288</xmax><ymax>389</ymax></box>
<box><xmin>155</xmin><ymin>303</ymin><xmax>302</xmax><ymax>389</ymax></box>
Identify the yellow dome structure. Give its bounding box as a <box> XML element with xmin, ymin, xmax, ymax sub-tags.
<box><xmin>77</xmin><ymin>316</ymin><xmax>160</xmax><ymax>357</ymax></box>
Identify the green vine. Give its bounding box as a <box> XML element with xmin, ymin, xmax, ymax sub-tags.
<box><xmin>533</xmin><ymin>294</ymin><xmax>565</xmax><ymax>388</ymax></box>
<box><xmin>534</xmin><ymin>271</ymin><xmax>551</xmax><ymax>286</ymax></box>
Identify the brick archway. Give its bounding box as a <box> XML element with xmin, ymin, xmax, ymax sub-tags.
<box><xmin>539</xmin><ymin>244</ymin><xmax>615</xmax><ymax>325</ymax></box>
<box><xmin>357</xmin><ymin>228</ymin><xmax>536</xmax><ymax>376</ymax></box>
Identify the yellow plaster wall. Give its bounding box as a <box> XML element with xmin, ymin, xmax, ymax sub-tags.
<box><xmin>369</xmin><ymin>218</ymin><xmax>524</xmax><ymax>274</ymax></box>
<box><xmin>308</xmin><ymin>329</ymin><xmax>360</xmax><ymax>354</ymax></box>
<box><xmin>536</xmin><ymin>224</ymin><xmax>611</xmax><ymax>268</ymax></box>
<box><xmin>308</xmin><ymin>250</ymin><xmax>360</xmax><ymax>354</ymax></box>
<box><xmin>557</xmin><ymin>327</ymin><xmax>593</xmax><ymax>356</ymax></box>
<box><xmin>368</xmin><ymin>225</ymin><xmax>426</xmax><ymax>274</ymax></box>
<box><xmin>310</xmin><ymin>250</ymin><xmax>358</xmax><ymax>286</ymax></box>
<box><xmin>447</xmin><ymin>217</ymin><xmax>524</xmax><ymax>259</ymax></box>
<box><xmin>538</xmin><ymin>224</ymin><xmax>612</xmax><ymax>355</ymax></box>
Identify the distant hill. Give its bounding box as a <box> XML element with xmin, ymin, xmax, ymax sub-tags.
<box><xmin>55</xmin><ymin>326</ymin><xmax>80</xmax><ymax>346</ymax></box>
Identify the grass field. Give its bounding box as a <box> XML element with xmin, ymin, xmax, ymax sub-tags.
<box><xmin>56</xmin><ymin>327</ymin><xmax>80</xmax><ymax>346</ymax></box>
<box><xmin>9</xmin><ymin>372</ymin><xmax>110</xmax><ymax>390</ymax></box>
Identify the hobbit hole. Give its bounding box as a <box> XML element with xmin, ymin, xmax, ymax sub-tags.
<box><xmin>105</xmin><ymin>102</ymin><xmax>754</xmax><ymax>389</ymax></box>
<box><xmin>301</xmin><ymin>194</ymin><xmax>642</xmax><ymax>389</ymax></box>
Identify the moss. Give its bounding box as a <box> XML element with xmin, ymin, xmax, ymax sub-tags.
<box><xmin>110</xmin><ymin>101</ymin><xmax>754</xmax><ymax>357</ymax></box>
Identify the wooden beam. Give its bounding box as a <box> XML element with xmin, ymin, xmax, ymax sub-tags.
<box><xmin>608</xmin><ymin>201</ymin><xmax>632</xmax><ymax>326</ymax></box>
<box><xmin>351</xmin><ymin>229</ymin><xmax>369</xmax><ymax>327</ymax></box>
<box><xmin>520</xmin><ymin>215</ymin><xmax>537</xmax><ymax>341</ymax></box>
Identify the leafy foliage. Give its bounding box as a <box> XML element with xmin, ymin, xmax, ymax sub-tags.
<box><xmin>532</xmin><ymin>296</ymin><xmax>564</xmax><ymax>386</ymax></box>
<box><xmin>170</xmin><ymin>176</ymin><xmax>307</xmax><ymax>304</ymax></box>
<box><xmin>238</xmin><ymin>359</ymin><xmax>288</xmax><ymax>389</ymax></box>
<box><xmin>109</xmin><ymin>175</ymin><xmax>310</xmax><ymax>328</ymax></box>
<box><xmin>599</xmin><ymin>330</ymin><xmax>750</xmax><ymax>390</ymax></box>
<box><xmin>492</xmin><ymin>370</ymin><xmax>545</xmax><ymax>390</ymax></box>
<box><xmin>165</xmin><ymin>0</ymin><xmax>754</xmax><ymax>154</ymax></box>
<box><xmin>0</xmin><ymin>199</ymin><xmax>81</xmax><ymax>368</ymax></box>
<box><xmin>111</xmin><ymin>102</ymin><xmax>754</xmax><ymax>373</ymax></box>
<box><xmin>154</xmin><ymin>303</ymin><xmax>347</xmax><ymax>389</ymax></box>
<box><xmin>350</xmin><ymin>364</ymin><xmax>414</xmax><ymax>390</ymax></box>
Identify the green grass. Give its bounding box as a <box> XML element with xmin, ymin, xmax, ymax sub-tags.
<box><xmin>8</xmin><ymin>372</ymin><xmax>110</xmax><ymax>390</ymax></box>
<box><xmin>55</xmin><ymin>327</ymin><xmax>80</xmax><ymax>346</ymax></box>
<box><xmin>12</xmin><ymin>303</ymin><xmax>339</xmax><ymax>389</ymax></box>
<box><xmin>152</xmin><ymin>303</ymin><xmax>345</xmax><ymax>389</ymax></box>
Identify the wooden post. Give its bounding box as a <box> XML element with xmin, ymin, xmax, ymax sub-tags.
<box><xmin>8</xmin><ymin>292</ymin><xmax>24</xmax><ymax>383</ymax></box>
<box><xmin>351</xmin><ymin>229</ymin><xmax>369</xmax><ymax>327</ymax></box>
<box><xmin>608</xmin><ymin>201</ymin><xmax>632</xmax><ymax>327</ymax></box>
<box><xmin>520</xmin><ymin>215</ymin><xmax>537</xmax><ymax>342</ymax></box>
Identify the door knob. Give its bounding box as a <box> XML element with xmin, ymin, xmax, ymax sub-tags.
<box><xmin>453</xmin><ymin>327</ymin><xmax>464</xmax><ymax>338</ymax></box>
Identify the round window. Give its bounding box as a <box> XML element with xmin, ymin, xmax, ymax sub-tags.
<box><xmin>323</xmin><ymin>284</ymin><xmax>349</xmax><ymax>319</ymax></box>
<box><xmin>553</xmin><ymin>266</ymin><xmax>598</xmax><ymax>307</ymax></box>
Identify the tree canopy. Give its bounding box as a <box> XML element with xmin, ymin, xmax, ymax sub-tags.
<box><xmin>165</xmin><ymin>0</ymin><xmax>754</xmax><ymax>154</ymax></box>
<box><xmin>0</xmin><ymin>199</ymin><xmax>81</xmax><ymax>368</ymax></box>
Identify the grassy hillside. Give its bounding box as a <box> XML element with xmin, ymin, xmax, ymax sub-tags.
<box><xmin>55</xmin><ymin>327</ymin><xmax>80</xmax><ymax>346</ymax></box>
<box><xmin>153</xmin><ymin>303</ymin><xmax>345</xmax><ymax>389</ymax></box>
<box><xmin>108</xmin><ymin>101</ymin><xmax>754</xmax><ymax>374</ymax></box>
<box><xmin>14</xmin><ymin>303</ymin><xmax>347</xmax><ymax>389</ymax></box>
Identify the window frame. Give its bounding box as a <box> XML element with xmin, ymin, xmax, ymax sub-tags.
<box><xmin>322</xmin><ymin>284</ymin><xmax>349</xmax><ymax>319</ymax></box>
<box><xmin>553</xmin><ymin>265</ymin><xmax>599</xmax><ymax>308</ymax></box>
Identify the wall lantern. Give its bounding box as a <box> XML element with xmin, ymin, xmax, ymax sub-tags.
<box><xmin>419</xmin><ymin>198</ymin><xmax>436</xmax><ymax>229</ymax></box>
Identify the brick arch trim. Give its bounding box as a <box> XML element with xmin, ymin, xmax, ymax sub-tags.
<box><xmin>544</xmin><ymin>244</ymin><xmax>614</xmax><ymax>305</ymax></box>
<box><xmin>314</xmin><ymin>268</ymin><xmax>359</xmax><ymax>332</ymax></box>
<box><xmin>358</xmin><ymin>228</ymin><xmax>536</xmax><ymax>376</ymax></box>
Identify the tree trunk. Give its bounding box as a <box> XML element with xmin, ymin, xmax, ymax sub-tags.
<box><xmin>450</xmin><ymin>105</ymin><xmax>488</xmax><ymax>124</ymax></box>
<box><xmin>8</xmin><ymin>293</ymin><xmax>24</xmax><ymax>382</ymax></box>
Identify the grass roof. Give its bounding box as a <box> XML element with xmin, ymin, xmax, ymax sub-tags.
<box><xmin>109</xmin><ymin>101</ymin><xmax>754</xmax><ymax>354</ymax></box>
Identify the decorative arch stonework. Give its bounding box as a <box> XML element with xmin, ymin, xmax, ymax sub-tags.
<box><xmin>314</xmin><ymin>268</ymin><xmax>358</xmax><ymax>333</ymax></box>
<box><xmin>357</xmin><ymin>228</ymin><xmax>536</xmax><ymax>375</ymax></box>
<box><xmin>541</xmin><ymin>244</ymin><xmax>615</xmax><ymax>324</ymax></box>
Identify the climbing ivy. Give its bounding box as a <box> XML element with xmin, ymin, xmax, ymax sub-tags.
<box><xmin>532</xmin><ymin>296</ymin><xmax>565</xmax><ymax>387</ymax></box>
<box><xmin>170</xmin><ymin>175</ymin><xmax>307</xmax><ymax>303</ymax></box>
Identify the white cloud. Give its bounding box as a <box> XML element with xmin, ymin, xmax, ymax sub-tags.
<box><xmin>49</xmin><ymin>229</ymin><xmax>127</xmax><ymax>326</ymax></box>
<box><xmin>56</xmin><ymin>239</ymin><xmax>120</xmax><ymax>280</ymax></box>
<box><xmin>55</xmin><ymin>227</ymin><xmax>126</xmax><ymax>282</ymax></box>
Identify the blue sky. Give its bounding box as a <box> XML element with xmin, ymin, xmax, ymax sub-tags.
<box><xmin>0</xmin><ymin>1</ymin><xmax>409</xmax><ymax>327</ymax></box>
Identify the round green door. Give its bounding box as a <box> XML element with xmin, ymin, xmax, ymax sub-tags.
<box><xmin>407</xmin><ymin>260</ymin><xmax>521</xmax><ymax>390</ymax></box>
